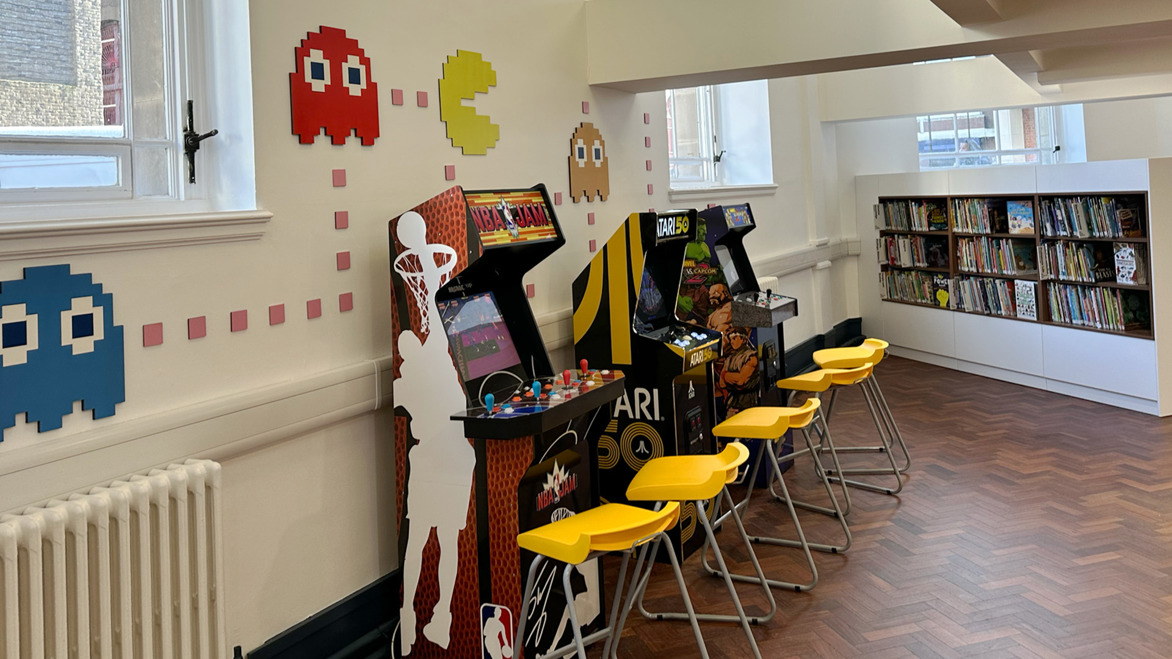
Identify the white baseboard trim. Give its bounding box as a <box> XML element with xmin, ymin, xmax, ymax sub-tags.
<box><xmin>888</xmin><ymin>346</ymin><xmax>1158</xmax><ymax>415</ymax></box>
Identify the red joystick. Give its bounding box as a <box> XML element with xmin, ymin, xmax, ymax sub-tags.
<box><xmin>580</xmin><ymin>358</ymin><xmax>588</xmax><ymax>375</ymax></box>
<box><xmin>563</xmin><ymin>370</ymin><xmax>572</xmax><ymax>386</ymax></box>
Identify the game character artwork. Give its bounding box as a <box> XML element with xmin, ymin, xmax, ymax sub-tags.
<box><xmin>567</xmin><ymin>122</ymin><xmax>609</xmax><ymax>202</ymax></box>
<box><xmin>290</xmin><ymin>26</ymin><xmax>379</xmax><ymax>145</ymax></box>
<box><xmin>0</xmin><ymin>264</ymin><xmax>125</xmax><ymax>437</ymax></box>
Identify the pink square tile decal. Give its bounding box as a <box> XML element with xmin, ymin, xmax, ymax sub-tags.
<box><xmin>644</xmin><ymin>112</ymin><xmax>650</xmax><ymax>124</ymax></box>
<box><xmin>647</xmin><ymin>183</ymin><xmax>654</xmax><ymax>195</ymax></box>
<box><xmin>332</xmin><ymin>169</ymin><xmax>346</xmax><ymax>187</ymax></box>
<box><xmin>587</xmin><ymin>212</ymin><xmax>595</xmax><ymax>225</ymax></box>
<box><xmin>391</xmin><ymin>89</ymin><xmax>404</xmax><ymax>105</ymax></box>
<box><xmin>335</xmin><ymin>211</ymin><xmax>349</xmax><ymax>229</ymax></box>
<box><xmin>188</xmin><ymin>316</ymin><xmax>207</xmax><ymax>340</ymax></box>
<box><xmin>589</xmin><ymin>239</ymin><xmax>597</xmax><ymax>252</ymax></box>
<box><xmin>645</xmin><ymin>136</ymin><xmax>651</xmax><ymax>148</ymax></box>
<box><xmin>417</xmin><ymin>91</ymin><xmax>428</xmax><ymax>107</ymax></box>
<box><xmin>526</xmin><ymin>284</ymin><xmax>535</xmax><ymax>298</ymax></box>
<box><xmin>646</xmin><ymin>160</ymin><xmax>653</xmax><ymax>171</ymax></box>
<box><xmin>444</xmin><ymin>164</ymin><xmax>456</xmax><ymax>181</ymax></box>
<box><xmin>142</xmin><ymin>322</ymin><xmax>163</xmax><ymax>347</ymax></box>
<box><xmin>336</xmin><ymin>251</ymin><xmax>351</xmax><ymax>270</ymax></box>
<box><xmin>307</xmin><ymin>298</ymin><xmax>323</xmax><ymax>319</ymax></box>
<box><xmin>230</xmin><ymin>310</ymin><xmax>248</xmax><ymax>332</ymax></box>
<box><xmin>339</xmin><ymin>292</ymin><xmax>354</xmax><ymax>312</ymax></box>
<box><xmin>269</xmin><ymin>304</ymin><xmax>285</xmax><ymax>325</ymax></box>
<box><xmin>649</xmin><ymin>208</ymin><xmax>655</xmax><ymax>212</ymax></box>
<box><xmin>582</xmin><ymin>101</ymin><xmax>590</xmax><ymax>114</ymax></box>
<box><xmin>554</xmin><ymin>192</ymin><xmax>562</xmax><ymax>205</ymax></box>
<box><xmin>708</xmin><ymin>203</ymin><xmax>718</xmax><ymax>209</ymax></box>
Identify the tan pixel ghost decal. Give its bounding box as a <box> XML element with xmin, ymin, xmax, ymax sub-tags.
<box><xmin>568</xmin><ymin>122</ymin><xmax>609</xmax><ymax>202</ymax></box>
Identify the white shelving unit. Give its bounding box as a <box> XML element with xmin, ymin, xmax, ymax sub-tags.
<box><xmin>856</xmin><ymin>159</ymin><xmax>1170</xmax><ymax>416</ymax></box>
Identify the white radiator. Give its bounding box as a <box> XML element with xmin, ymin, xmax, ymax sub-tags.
<box><xmin>0</xmin><ymin>459</ymin><xmax>226</xmax><ymax>659</ymax></box>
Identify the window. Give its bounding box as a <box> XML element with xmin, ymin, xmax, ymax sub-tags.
<box><xmin>917</xmin><ymin>105</ymin><xmax>1085</xmax><ymax>170</ymax></box>
<box><xmin>0</xmin><ymin>0</ymin><xmax>255</xmax><ymax>219</ymax></box>
<box><xmin>666</xmin><ymin>81</ymin><xmax>772</xmax><ymax>190</ymax></box>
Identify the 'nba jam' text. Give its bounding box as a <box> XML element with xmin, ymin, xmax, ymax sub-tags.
<box><xmin>470</xmin><ymin>202</ymin><xmax>552</xmax><ymax>234</ymax></box>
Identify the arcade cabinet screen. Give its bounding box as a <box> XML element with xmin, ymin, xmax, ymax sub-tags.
<box><xmin>714</xmin><ymin>244</ymin><xmax>743</xmax><ymax>294</ymax></box>
<box><xmin>633</xmin><ymin>259</ymin><xmax>680</xmax><ymax>334</ymax></box>
<box><xmin>437</xmin><ymin>292</ymin><xmax>523</xmax><ymax>383</ymax></box>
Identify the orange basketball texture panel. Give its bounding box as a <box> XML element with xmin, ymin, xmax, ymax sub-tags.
<box><xmin>485</xmin><ymin>435</ymin><xmax>535</xmax><ymax>656</ymax></box>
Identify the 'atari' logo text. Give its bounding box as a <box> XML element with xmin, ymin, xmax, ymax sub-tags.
<box><xmin>613</xmin><ymin>387</ymin><xmax>660</xmax><ymax>421</ymax></box>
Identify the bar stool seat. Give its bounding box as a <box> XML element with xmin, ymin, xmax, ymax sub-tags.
<box><xmin>517</xmin><ymin>501</ymin><xmax>709</xmax><ymax>659</ymax></box>
<box><xmin>619</xmin><ymin>443</ymin><xmax>775</xmax><ymax>659</ymax></box>
<box><xmin>711</xmin><ymin>398</ymin><xmax>851</xmax><ymax>593</ymax></box>
<box><xmin>811</xmin><ymin>338</ymin><xmax>911</xmax><ymax>495</ymax></box>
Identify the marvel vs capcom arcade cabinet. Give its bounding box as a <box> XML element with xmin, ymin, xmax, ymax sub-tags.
<box><xmin>687</xmin><ymin>203</ymin><xmax>799</xmax><ymax>422</ymax></box>
<box><xmin>571</xmin><ymin>209</ymin><xmax>723</xmax><ymax>557</ymax></box>
<box><xmin>389</xmin><ymin>184</ymin><xmax>624</xmax><ymax>659</ymax></box>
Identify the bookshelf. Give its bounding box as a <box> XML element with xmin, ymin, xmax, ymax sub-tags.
<box><xmin>857</xmin><ymin>159</ymin><xmax>1169</xmax><ymax>416</ymax></box>
<box><xmin>875</xmin><ymin>191</ymin><xmax>1152</xmax><ymax>339</ymax></box>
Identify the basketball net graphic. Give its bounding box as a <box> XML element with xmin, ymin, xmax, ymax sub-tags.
<box><xmin>393</xmin><ymin>212</ymin><xmax>457</xmax><ymax>336</ymax></box>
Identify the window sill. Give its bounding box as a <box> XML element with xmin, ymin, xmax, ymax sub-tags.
<box><xmin>0</xmin><ymin>209</ymin><xmax>273</xmax><ymax>261</ymax></box>
<box><xmin>668</xmin><ymin>183</ymin><xmax>779</xmax><ymax>203</ymax></box>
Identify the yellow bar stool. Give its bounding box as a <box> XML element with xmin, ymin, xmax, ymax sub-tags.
<box><xmin>773</xmin><ymin>368</ymin><xmax>855</xmax><ymax>516</ymax></box>
<box><xmin>813</xmin><ymin>338</ymin><xmax>910</xmax><ymax>495</ymax></box>
<box><xmin>711</xmin><ymin>397</ymin><xmax>851</xmax><ymax>593</ymax></box>
<box><xmin>614</xmin><ymin>443</ymin><xmax>775</xmax><ymax>659</ymax></box>
<box><xmin>516</xmin><ymin>501</ymin><xmax>707</xmax><ymax>659</ymax></box>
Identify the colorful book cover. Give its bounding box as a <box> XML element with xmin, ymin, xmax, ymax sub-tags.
<box><xmin>1007</xmin><ymin>200</ymin><xmax>1035</xmax><ymax>235</ymax></box>
<box><xmin>1014</xmin><ymin>280</ymin><xmax>1037</xmax><ymax>320</ymax></box>
<box><xmin>1114</xmin><ymin>242</ymin><xmax>1147</xmax><ymax>285</ymax></box>
<box><xmin>932</xmin><ymin>274</ymin><xmax>950</xmax><ymax>308</ymax></box>
<box><xmin>1010</xmin><ymin>242</ymin><xmax>1036</xmax><ymax>273</ymax></box>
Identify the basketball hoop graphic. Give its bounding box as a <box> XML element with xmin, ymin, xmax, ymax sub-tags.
<box><xmin>394</xmin><ymin>211</ymin><xmax>457</xmax><ymax>335</ymax></box>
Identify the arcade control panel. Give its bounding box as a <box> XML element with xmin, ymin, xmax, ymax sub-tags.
<box><xmin>641</xmin><ymin>324</ymin><xmax>721</xmax><ymax>368</ymax></box>
<box><xmin>731</xmin><ymin>290</ymin><xmax>798</xmax><ymax>328</ymax></box>
<box><xmin>451</xmin><ymin>362</ymin><xmax>626</xmax><ymax>439</ymax></box>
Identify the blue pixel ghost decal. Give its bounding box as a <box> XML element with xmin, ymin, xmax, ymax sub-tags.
<box><xmin>0</xmin><ymin>265</ymin><xmax>125</xmax><ymax>436</ymax></box>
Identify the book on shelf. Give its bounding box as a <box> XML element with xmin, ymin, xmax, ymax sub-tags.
<box><xmin>1007</xmin><ymin>200</ymin><xmax>1035</xmax><ymax>235</ymax></box>
<box><xmin>1113</xmin><ymin>242</ymin><xmax>1149</xmax><ymax>285</ymax></box>
<box><xmin>926</xmin><ymin>202</ymin><xmax>949</xmax><ymax>231</ymax></box>
<box><xmin>1010</xmin><ymin>242</ymin><xmax>1036</xmax><ymax>274</ymax></box>
<box><xmin>1116</xmin><ymin>204</ymin><xmax>1144</xmax><ymax>238</ymax></box>
<box><xmin>1014</xmin><ymin>280</ymin><xmax>1037</xmax><ymax>320</ymax></box>
<box><xmin>932</xmin><ymin>274</ymin><xmax>951</xmax><ymax>308</ymax></box>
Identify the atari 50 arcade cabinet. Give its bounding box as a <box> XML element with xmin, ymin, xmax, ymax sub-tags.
<box><xmin>572</xmin><ymin>209</ymin><xmax>722</xmax><ymax>557</ymax></box>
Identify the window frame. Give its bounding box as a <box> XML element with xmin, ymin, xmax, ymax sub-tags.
<box><xmin>0</xmin><ymin>0</ymin><xmax>258</xmax><ymax>230</ymax></box>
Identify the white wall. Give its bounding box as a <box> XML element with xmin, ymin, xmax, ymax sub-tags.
<box><xmin>1085</xmin><ymin>97</ymin><xmax>1172</xmax><ymax>161</ymax></box>
<box><xmin>0</xmin><ymin>0</ymin><xmax>856</xmax><ymax>653</ymax></box>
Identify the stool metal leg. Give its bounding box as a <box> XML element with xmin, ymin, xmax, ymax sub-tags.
<box><xmin>825</xmin><ymin>381</ymin><xmax>904</xmax><ymax>495</ymax></box>
<box><xmin>632</xmin><ymin>492</ymin><xmax>774</xmax><ymax>657</ymax></box>
<box><xmin>612</xmin><ymin>535</ymin><xmax>709</xmax><ymax>659</ymax></box>
<box><xmin>707</xmin><ymin>442</ymin><xmax>819</xmax><ymax>592</ymax></box>
<box><xmin>757</xmin><ymin>426</ymin><xmax>850</xmax><ymax>553</ymax></box>
<box><xmin>562</xmin><ymin>563</ymin><xmax>588</xmax><ymax>658</ymax></box>
<box><xmin>810</xmin><ymin>406</ymin><xmax>853</xmax><ymax>516</ymax></box>
<box><xmin>516</xmin><ymin>554</ymin><xmax>546</xmax><ymax>651</ymax></box>
<box><xmin>868</xmin><ymin>374</ymin><xmax>911</xmax><ymax>472</ymax></box>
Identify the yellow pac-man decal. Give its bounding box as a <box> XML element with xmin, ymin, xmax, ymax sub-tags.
<box><xmin>439</xmin><ymin>50</ymin><xmax>499</xmax><ymax>155</ymax></box>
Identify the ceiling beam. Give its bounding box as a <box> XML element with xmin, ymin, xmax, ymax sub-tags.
<box><xmin>1036</xmin><ymin>38</ymin><xmax>1172</xmax><ymax>85</ymax></box>
<box><xmin>928</xmin><ymin>0</ymin><xmax>1004</xmax><ymax>26</ymax></box>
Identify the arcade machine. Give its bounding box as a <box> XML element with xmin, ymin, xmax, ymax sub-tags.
<box><xmin>389</xmin><ymin>184</ymin><xmax>624</xmax><ymax>659</ymax></box>
<box><xmin>687</xmin><ymin>203</ymin><xmax>798</xmax><ymax>419</ymax></box>
<box><xmin>571</xmin><ymin>209</ymin><xmax>723</xmax><ymax>557</ymax></box>
<box><xmin>683</xmin><ymin>203</ymin><xmax>798</xmax><ymax>481</ymax></box>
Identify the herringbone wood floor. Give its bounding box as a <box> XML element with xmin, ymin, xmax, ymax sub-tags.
<box><xmin>604</xmin><ymin>356</ymin><xmax>1172</xmax><ymax>658</ymax></box>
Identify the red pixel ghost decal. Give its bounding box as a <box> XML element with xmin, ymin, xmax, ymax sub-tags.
<box><xmin>290</xmin><ymin>26</ymin><xmax>379</xmax><ymax>146</ymax></box>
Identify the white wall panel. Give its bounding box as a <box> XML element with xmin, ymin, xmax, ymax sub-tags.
<box><xmin>1036</xmin><ymin>159</ymin><xmax>1149</xmax><ymax>193</ymax></box>
<box><xmin>881</xmin><ymin>303</ymin><xmax>955</xmax><ymax>357</ymax></box>
<box><xmin>1041</xmin><ymin>325</ymin><xmax>1157</xmax><ymax>400</ymax></box>
<box><xmin>954</xmin><ymin>313</ymin><xmax>1045</xmax><ymax>376</ymax></box>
